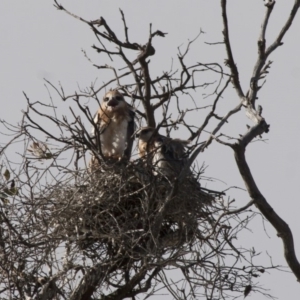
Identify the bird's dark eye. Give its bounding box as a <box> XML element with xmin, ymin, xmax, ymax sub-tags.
<box><xmin>116</xmin><ymin>96</ymin><xmax>123</xmax><ymax>101</ymax></box>
<box><xmin>104</xmin><ymin>97</ymin><xmax>109</xmax><ymax>102</ymax></box>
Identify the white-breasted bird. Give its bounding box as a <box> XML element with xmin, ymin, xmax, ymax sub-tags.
<box><xmin>90</xmin><ymin>90</ymin><xmax>135</xmax><ymax>166</ymax></box>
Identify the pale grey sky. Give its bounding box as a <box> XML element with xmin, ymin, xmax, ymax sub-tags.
<box><xmin>1</xmin><ymin>1</ymin><xmax>300</xmax><ymax>299</ymax></box>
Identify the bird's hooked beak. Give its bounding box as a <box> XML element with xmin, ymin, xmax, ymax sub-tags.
<box><xmin>133</xmin><ymin>128</ymin><xmax>141</xmax><ymax>139</ymax></box>
<box><xmin>133</xmin><ymin>127</ymin><xmax>156</xmax><ymax>141</ymax></box>
<box><xmin>106</xmin><ymin>98</ymin><xmax>119</xmax><ymax>108</ymax></box>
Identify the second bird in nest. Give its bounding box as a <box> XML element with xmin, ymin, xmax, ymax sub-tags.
<box><xmin>136</xmin><ymin>127</ymin><xmax>190</xmax><ymax>178</ymax></box>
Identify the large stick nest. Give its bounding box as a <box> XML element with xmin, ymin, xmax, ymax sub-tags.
<box><xmin>44</xmin><ymin>160</ymin><xmax>217</xmax><ymax>256</ymax></box>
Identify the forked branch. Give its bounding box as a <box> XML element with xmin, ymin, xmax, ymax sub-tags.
<box><xmin>233</xmin><ymin>141</ymin><xmax>300</xmax><ymax>282</ymax></box>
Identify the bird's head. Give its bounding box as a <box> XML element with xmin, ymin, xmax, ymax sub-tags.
<box><xmin>135</xmin><ymin>127</ymin><xmax>156</xmax><ymax>142</ymax></box>
<box><xmin>101</xmin><ymin>90</ymin><xmax>127</xmax><ymax>115</ymax></box>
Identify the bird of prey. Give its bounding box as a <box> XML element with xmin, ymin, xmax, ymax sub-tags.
<box><xmin>136</xmin><ymin>127</ymin><xmax>190</xmax><ymax>178</ymax></box>
<box><xmin>90</xmin><ymin>90</ymin><xmax>135</xmax><ymax>166</ymax></box>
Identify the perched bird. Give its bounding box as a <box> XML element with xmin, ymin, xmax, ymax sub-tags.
<box><xmin>136</xmin><ymin>127</ymin><xmax>190</xmax><ymax>178</ymax></box>
<box><xmin>90</xmin><ymin>90</ymin><xmax>135</xmax><ymax>166</ymax></box>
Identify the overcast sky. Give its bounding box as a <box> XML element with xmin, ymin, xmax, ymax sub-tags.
<box><xmin>1</xmin><ymin>1</ymin><xmax>300</xmax><ymax>299</ymax></box>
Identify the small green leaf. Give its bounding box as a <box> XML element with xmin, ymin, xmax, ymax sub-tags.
<box><xmin>1</xmin><ymin>198</ymin><xmax>9</xmax><ymax>204</ymax></box>
<box><xmin>3</xmin><ymin>169</ymin><xmax>10</xmax><ymax>181</ymax></box>
<box><xmin>3</xmin><ymin>187</ymin><xmax>18</xmax><ymax>196</ymax></box>
<box><xmin>0</xmin><ymin>192</ymin><xmax>8</xmax><ymax>198</ymax></box>
<box><xmin>44</xmin><ymin>153</ymin><xmax>53</xmax><ymax>159</ymax></box>
<box><xmin>10</xmin><ymin>187</ymin><xmax>19</xmax><ymax>195</ymax></box>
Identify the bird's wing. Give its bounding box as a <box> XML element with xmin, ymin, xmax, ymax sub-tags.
<box><xmin>89</xmin><ymin>112</ymin><xmax>110</xmax><ymax>155</ymax></box>
<box><xmin>90</xmin><ymin>111</ymin><xmax>109</xmax><ymax>139</ymax></box>
<box><xmin>153</xmin><ymin>137</ymin><xmax>190</xmax><ymax>176</ymax></box>
<box><xmin>123</xmin><ymin>109</ymin><xmax>136</xmax><ymax>159</ymax></box>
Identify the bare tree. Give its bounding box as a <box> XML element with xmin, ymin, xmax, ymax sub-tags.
<box><xmin>0</xmin><ymin>0</ymin><xmax>300</xmax><ymax>299</ymax></box>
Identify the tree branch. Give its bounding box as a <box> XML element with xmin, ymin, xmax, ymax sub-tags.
<box><xmin>233</xmin><ymin>142</ymin><xmax>300</xmax><ymax>282</ymax></box>
<box><xmin>221</xmin><ymin>0</ymin><xmax>244</xmax><ymax>99</ymax></box>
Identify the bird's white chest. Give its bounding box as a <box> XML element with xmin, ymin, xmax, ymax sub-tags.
<box><xmin>101</xmin><ymin>119</ymin><xmax>128</xmax><ymax>158</ymax></box>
